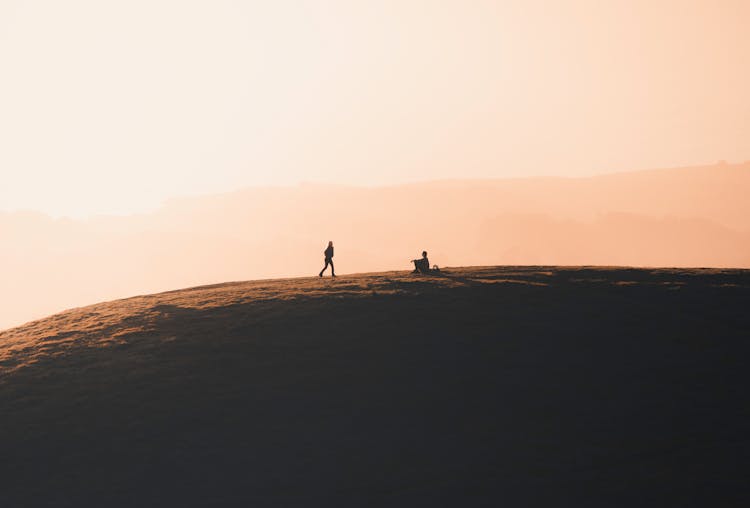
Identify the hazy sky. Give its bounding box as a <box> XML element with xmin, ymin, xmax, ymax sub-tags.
<box><xmin>1</xmin><ymin>0</ymin><xmax>748</xmax><ymax>217</ymax></box>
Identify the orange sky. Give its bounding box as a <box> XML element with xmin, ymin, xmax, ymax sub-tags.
<box><xmin>1</xmin><ymin>0</ymin><xmax>748</xmax><ymax>217</ymax></box>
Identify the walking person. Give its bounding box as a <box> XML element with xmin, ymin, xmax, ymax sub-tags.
<box><xmin>319</xmin><ymin>241</ymin><xmax>335</xmax><ymax>277</ymax></box>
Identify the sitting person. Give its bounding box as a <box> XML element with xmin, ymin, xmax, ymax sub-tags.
<box><xmin>412</xmin><ymin>250</ymin><xmax>437</xmax><ymax>274</ymax></box>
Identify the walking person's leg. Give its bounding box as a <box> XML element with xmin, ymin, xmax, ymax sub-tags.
<box><xmin>319</xmin><ymin>258</ymin><xmax>332</xmax><ymax>277</ymax></box>
<box><xmin>330</xmin><ymin>259</ymin><xmax>335</xmax><ymax>277</ymax></box>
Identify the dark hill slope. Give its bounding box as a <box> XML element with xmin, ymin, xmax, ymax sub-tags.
<box><xmin>1</xmin><ymin>267</ymin><xmax>749</xmax><ymax>507</ymax></box>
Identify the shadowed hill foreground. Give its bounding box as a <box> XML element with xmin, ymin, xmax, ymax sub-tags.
<box><xmin>1</xmin><ymin>266</ymin><xmax>749</xmax><ymax>507</ymax></box>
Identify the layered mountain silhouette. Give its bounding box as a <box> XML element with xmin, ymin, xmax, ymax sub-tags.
<box><xmin>1</xmin><ymin>162</ymin><xmax>749</xmax><ymax>329</ymax></box>
<box><xmin>1</xmin><ymin>266</ymin><xmax>748</xmax><ymax>506</ymax></box>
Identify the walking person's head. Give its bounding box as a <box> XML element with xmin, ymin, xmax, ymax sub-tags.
<box><xmin>422</xmin><ymin>251</ymin><xmax>428</xmax><ymax>258</ymax></box>
<box><xmin>329</xmin><ymin>241</ymin><xmax>333</xmax><ymax>247</ymax></box>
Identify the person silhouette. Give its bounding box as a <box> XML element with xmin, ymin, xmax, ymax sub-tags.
<box><xmin>412</xmin><ymin>250</ymin><xmax>430</xmax><ymax>274</ymax></box>
<box><xmin>319</xmin><ymin>241</ymin><xmax>335</xmax><ymax>277</ymax></box>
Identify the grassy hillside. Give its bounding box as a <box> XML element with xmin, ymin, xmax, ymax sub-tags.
<box><xmin>1</xmin><ymin>267</ymin><xmax>748</xmax><ymax>507</ymax></box>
